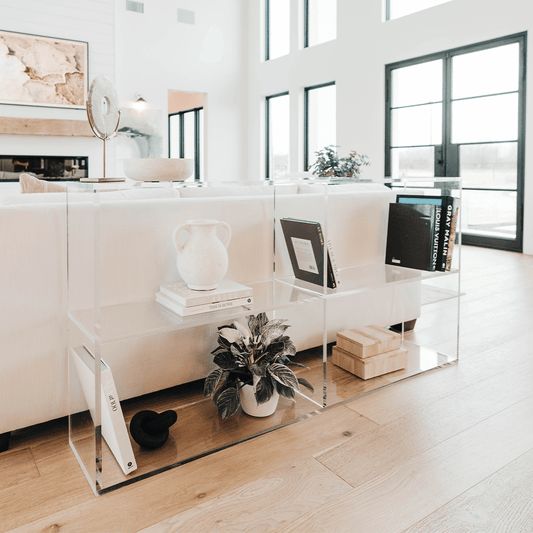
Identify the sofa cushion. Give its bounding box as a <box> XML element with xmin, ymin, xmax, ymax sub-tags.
<box><xmin>20</xmin><ymin>173</ymin><xmax>67</xmax><ymax>193</ymax></box>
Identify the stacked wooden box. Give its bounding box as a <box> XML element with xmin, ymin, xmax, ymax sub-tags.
<box><xmin>332</xmin><ymin>326</ymin><xmax>407</xmax><ymax>380</ymax></box>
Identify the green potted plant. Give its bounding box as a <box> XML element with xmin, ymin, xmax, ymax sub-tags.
<box><xmin>204</xmin><ymin>313</ymin><xmax>314</xmax><ymax>419</ymax></box>
<box><xmin>311</xmin><ymin>145</ymin><xmax>370</xmax><ymax>178</ymax></box>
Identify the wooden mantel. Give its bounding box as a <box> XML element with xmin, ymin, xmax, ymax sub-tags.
<box><xmin>0</xmin><ymin>116</ymin><xmax>93</xmax><ymax>137</ymax></box>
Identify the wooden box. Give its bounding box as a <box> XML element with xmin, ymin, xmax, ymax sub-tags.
<box><xmin>336</xmin><ymin>326</ymin><xmax>401</xmax><ymax>358</ymax></box>
<box><xmin>332</xmin><ymin>345</ymin><xmax>407</xmax><ymax>380</ymax></box>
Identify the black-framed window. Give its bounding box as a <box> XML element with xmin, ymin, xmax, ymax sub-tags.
<box><xmin>385</xmin><ymin>0</ymin><xmax>452</xmax><ymax>21</ymax></box>
<box><xmin>265</xmin><ymin>92</ymin><xmax>290</xmax><ymax>180</ymax></box>
<box><xmin>264</xmin><ymin>0</ymin><xmax>290</xmax><ymax>61</ymax></box>
<box><xmin>385</xmin><ymin>33</ymin><xmax>527</xmax><ymax>252</ymax></box>
<box><xmin>168</xmin><ymin>107</ymin><xmax>203</xmax><ymax>181</ymax></box>
<box><xmin>304</xmin><ymin>0</ymin><xmax>337</xmax><ymax>48</ymax></box>
<box><xmin>304</xmin><ymin>81</ymin><xmax>336</xmax><ymax>171</ymax></box>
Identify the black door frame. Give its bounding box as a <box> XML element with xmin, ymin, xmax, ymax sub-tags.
<box><xmin>385</xmin><ymin>32</ymin><xmax>527</xmax><ymax>252</ymax></box>
<box><xmin>168</xmin><ymin>107</ymin><xmax>203</xmax><ymax>181</ymax></box>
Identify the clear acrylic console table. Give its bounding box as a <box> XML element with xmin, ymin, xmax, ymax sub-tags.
<box><xmin>67</xmin><ymin>177</ymin><xmax>461</xmax><ymax>493</ymax></box>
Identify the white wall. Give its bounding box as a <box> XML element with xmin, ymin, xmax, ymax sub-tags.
<box><xmin>114</xmin><ymin>0</ymin><xmax>248</xmax><ymax>181</ymax></box>
<box><xmin>0</xmin><ymin>0</ymin><xmax>115</xmax><ymax>178</ymax></box>
<box><xmin>246</xmin><ymin>0</ymin><xmax>533</xmax><ymax>253</ymax></box>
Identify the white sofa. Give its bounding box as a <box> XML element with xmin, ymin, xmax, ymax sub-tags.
<box><xmin>0</xmin><ymin>182</ymin><xmax>421</xmax><ymax>441</ymax></box>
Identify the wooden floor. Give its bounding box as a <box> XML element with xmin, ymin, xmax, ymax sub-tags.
<box><xmin>3</xmin><ymin>245</ymin><xmax>533</xmax><ymax>532</ymax></box>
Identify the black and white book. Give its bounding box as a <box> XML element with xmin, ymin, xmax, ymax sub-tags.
<box><xmin>72</xmin><ymin>346</ymin><xmax>137</xmax><ymax>476</ymax></box>
<box><xmin>396</xmin><ymin>194</ymin><xmax>457</xmax><ymax>271</ymax></box>
<box><xmin>280</xmin><ymin>218</ymin><xmax>339</xmax><ymax>289</ymax></box>
<box><xmin>386</xmin><ymin>203</ymin><xmax>437</xmax><ymax>271</ymax></box>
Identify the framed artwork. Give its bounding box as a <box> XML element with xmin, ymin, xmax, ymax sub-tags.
<box><xmin>0</xmin><ymin>30</ymin><xmax>88</xmax><ymax>109</ymax></box>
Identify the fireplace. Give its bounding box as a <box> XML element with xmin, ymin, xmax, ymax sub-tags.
<box><xmin>0</xmin><ymin>155</ymin><xmax>89</xmax><ymax>181</ymax></box>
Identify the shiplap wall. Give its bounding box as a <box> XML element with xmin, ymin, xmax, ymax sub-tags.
<box><xmin>0</xmin><ymin>0</ymin><xmax>115</xmax><ymax>176</ymax></box>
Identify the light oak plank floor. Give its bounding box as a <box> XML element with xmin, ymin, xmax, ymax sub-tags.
<box><xmin>3</xmin><ymin>245</ymin><xmax>533</xmax><ymax>533</ymax></box>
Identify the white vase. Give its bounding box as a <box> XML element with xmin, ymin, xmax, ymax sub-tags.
<box><xmin>240</xmin><ymin>376</ymin><xmax>280</xmax><ymax>417</ymax></box>
<box><xmin>173</xmin><ymin>219</ymin><xmax>231</xmax><ymax>291</ymax></box>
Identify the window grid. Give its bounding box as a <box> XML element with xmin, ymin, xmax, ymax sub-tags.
<box><xmin>265</xmin><ymin>91</ymin><xmax>290</xmax><ymax>180</ymax></box>
<box><xmin>385</xmin><ymin>33</ymin><xmax>527</xmax><ymax>252</ymax></box>
<box><xmin>304</xmin><ymin>81</ymin><xmax>336</xmax><ymax>171</ymax></box>
<box><xmin>168</xmin><ymin>107</ymin><xmax>203</xmax><ymax>181</ymax></box>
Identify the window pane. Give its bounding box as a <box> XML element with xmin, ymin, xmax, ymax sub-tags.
<box><xmin>199</xmin><ymin>109</ymin><xmax>204</xmax><ymax>179</ymax></box>
<box><xmin>391</xmin><ymin>60</ymin><xmax>443</xmax><ymax>107</ymax></box>
<box><xmin>307</xmin><ymin>0</ymin><xmax>336</xmax><ymax>47</ymax></box>
<box><xmin>268</xmin><ymin>94</ymin><xmax>290</xmax><ymax>178</ymax></box>
<box><xmin>452</xmin><ymin>93</ymin><xmax>518</xmax><ymax>144</ymax></box>
<box><xmin>391</xmin><ymin>146</ymin><xmax>434</xmax><ymax>177</ymax></box>
<box><xmin>452</xmin><ymin>43</ymin><xmax>519</xmax><ymax>100</ymax></box>
<box><xmin>388</xmin><ymin>0</ymin><xmax>451</xmax><ymax>20</ymax></box>
<box><xmin>462</xmin><ymin>190</ymin><xmax>517</xmax><ymax>240</ymax></box>
<box><xmin>267</xmin><ymin>0</ymin><xmax>290</xmax><ymax>60</ymax></box>
<box><xmin>169</xmin><ymin>115</ymin><xmax>180</xmax><ymax>158</ymax></box>
<box><xmin>306</xmin><ymin>84</ymin><xmax>336</xmax><ymax>168</ymax></box>
<box><xmin>391</xmin><ymin>103</ymin><xmax>442</xmax><ymax>147</ymax></box>
<box><xmin>459</xmin><ymin>142</ymin><xmax>517</xmax><ymax>190</ymax></box>
<box><xmin>183</xmin><ymin>112</ymin><xmax>195</xmax><ymax>159</ymax></box>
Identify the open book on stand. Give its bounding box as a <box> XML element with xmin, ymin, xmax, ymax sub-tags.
<box><xmin>280</xmin><ymin>218</ymin><xmax>340</xmax><ymax>290</ymax></box>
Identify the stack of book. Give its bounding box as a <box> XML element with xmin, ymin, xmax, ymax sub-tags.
<box><xmin>332</xmin><ymin>326</ymin><xmax>407</xmax><ymax>380</ymax></box>
<box><xmin>156</xmin><ymin>279</ymin><xmax>253</xmax><ymax>317</ymax></box>
<box><xmin>385</xmin><ymin>194</ymin><xmax>459</xmax><ymax>272</ymax></box>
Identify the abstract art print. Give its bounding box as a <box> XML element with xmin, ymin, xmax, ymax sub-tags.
<box><xmin>0</xmin><ymin>30</ymin><xmax>88</xmax><ymax>109</ymax></box>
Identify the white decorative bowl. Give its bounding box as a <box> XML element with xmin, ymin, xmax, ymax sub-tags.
<box><xmin>123</xmin><ymin>158</ymin><xmax>194</xmax><ymax>182</ymax></box>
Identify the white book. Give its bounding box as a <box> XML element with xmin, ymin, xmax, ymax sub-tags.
<box><xmin>156</xmin><ymin>292</ymin><xmax>253</xmax><ymax>317</ymax></box>
<box><xmin>72</xmin><ymin>346</ymin><xmax>137</xmax><ymax>476</ymax></box>
<box><xmin>159</xmin><ymin>279</ymin><xmax>253</xmax><ymax>308</ymax></box>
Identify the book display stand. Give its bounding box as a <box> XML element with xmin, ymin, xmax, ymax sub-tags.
<box><xmin>67</xmin><ymin>177</ymin><xmax>461</xmax><ymax>494</ymax></box>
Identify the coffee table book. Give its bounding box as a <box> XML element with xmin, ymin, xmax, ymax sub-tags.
<box><xmin>159</xmin><ymin>279</ymin><xmax>252</xmax><ymax>307</ymax></box>
<box><xmin>332</xmin><ymin>345</ymin><xmax>407</xmax><ymax>380</ymax></box>
<box><xmin>156</xmin><ymin>292</ymin><xmax>253</xmax><ymax>317</ymax></box>
<box><xmin>337</xmin><ymin>326</ymin><xmax>401</xmax><ymax>358</ymax></box>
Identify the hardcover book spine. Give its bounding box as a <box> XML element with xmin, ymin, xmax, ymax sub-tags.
<box><xmin>316</xmin><ymin>224</ymin><xmax>336</xmax><ymax>289</ymax></box>
<box><xmin>157</xmin><ymin>293</ymin><xmax>253</xmax><ymax>316</ymax></box>
<box><xmin>446</xmin><ymin>207</ymin><xmax>460</xmax><ymax>271</ymax></box>
<box><xmin>327</xmin><ymin>239</ymin><xmax>340</xmax><ymax>288</ymax></box>
<box><xmin>432</xmin><ymin>205</ymin><xmax>442</xmax><ymax>271</ymax></box>
<box><xmin>100</xmin><ymin>366</ymin><xmax>138</xmax><ymax>475</ymax></box>
<box><xmin>160</xmin><ymin>287</ymin><xmax>253</xmax><ymax>307</ymax></box>
<box><xmin>440</xmin><ymin>198</ymin><xmax>455</xmax><ymax>271</ymax></box>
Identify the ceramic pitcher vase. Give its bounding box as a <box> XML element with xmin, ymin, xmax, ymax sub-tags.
<box><xmin>173</xmin><ymin>219</ymin><xmax>231</xmax><ymax>291</ymax></box>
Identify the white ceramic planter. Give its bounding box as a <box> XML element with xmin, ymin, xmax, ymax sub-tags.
<box><xmin>240</xmin><ymin>376</ymin><xmax>280</xmax><ymax>417</ymax></box>
<box><xmin>173</xmin><ymin>219</ymin><xmax>231</xmax><ymax>291</ymax></box>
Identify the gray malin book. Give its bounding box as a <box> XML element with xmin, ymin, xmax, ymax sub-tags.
<box><xmin>159</xmin><ymin>279</ymin><xmax>253</xmax><ymax>308</ymax></box>
<box><xmin>72</xmin><ymin>346</ymin><xmax>137</xmax><ymax>476</ymax></box>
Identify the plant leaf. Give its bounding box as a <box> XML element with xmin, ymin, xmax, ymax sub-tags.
<box><xmin>255</xmin><ymin>377</ymin><xmax>274</xmax><ymax>404</ymax></box>
<box><xmin>268</xmin><ymin>363</ymin><xmax>299</xmax><ymax>390</ymax></box>
<box><xmin>215</xmin><ymin>387</ymin><xmax>240</xmax><ymax>419</ymax></box>
<box><xmin>297</xmin><ymin>377</ymin><xmax>314</xmax><ymax>392</ymax></box>
<box><xmin>214</xmin><ymin>350</ymin><xmax>238</xmax><ymax>370</ymax></box>
<box><xmin>275</xmin><ymin>381</ymin><xmax>296</xmax><ymax>399</ymax></box>
<box><xmin>218</xmin><ymin>327</ymin><xmax>243</xmax><ymax>344</ymax></box>
<box><xmin>204</xmin><ymin>368</ymin><xmax>225</xmax><ymax>397</ymax></box>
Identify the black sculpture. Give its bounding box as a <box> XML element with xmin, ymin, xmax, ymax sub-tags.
<box><xmin>130</xmin><ymin>410</ymin><xmax>177</xmax><ymax>449</ymax></box>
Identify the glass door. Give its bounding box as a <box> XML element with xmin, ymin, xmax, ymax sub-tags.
<box><xmin>386</xmin><ymin>34</ymin><xmax>526</xmax><ymax>251</ymax></box>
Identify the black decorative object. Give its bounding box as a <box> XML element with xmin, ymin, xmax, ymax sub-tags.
<box><xmin>129</xmin><ymin>410</ymin><xmax>177</xmax><ymax>450</ymax></box>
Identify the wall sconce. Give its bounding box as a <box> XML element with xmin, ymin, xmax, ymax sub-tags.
<box><xmin>133</xmin><ymin>95</ymin><xmax>147</xmax><ymax>111</ymax></box>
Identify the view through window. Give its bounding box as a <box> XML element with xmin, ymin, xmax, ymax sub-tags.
<box><xmin>305</xmin><ymin>82</ymin><xmax>336</xmax><ymax>170</ymax></box>
<box><xmin>386</xmin><ymin>35</ymin><xmax>525</xmax><ymax>251</ymax></box>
